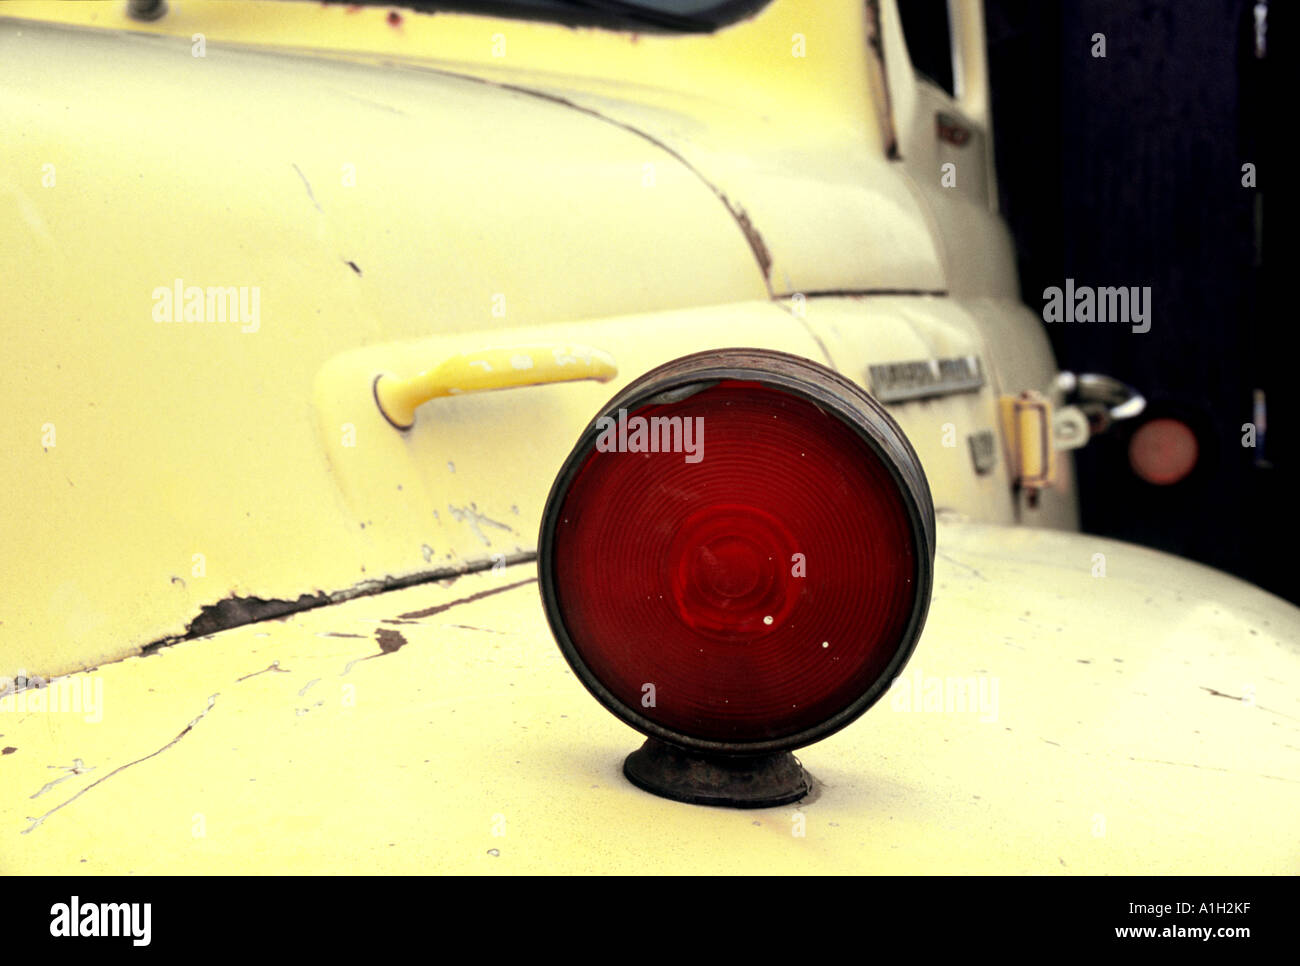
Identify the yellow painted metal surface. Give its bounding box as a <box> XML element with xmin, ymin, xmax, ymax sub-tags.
<box><xmin>1</xmin><ymin>1</ymin><xmax>1072</xmax><ymax>679</ymax></box>
<box><xmin>4</xmin><ymin>1</ymin><xmax>954</xmax><ymax>297</ymax></box>
<box><xmin>0</xmin><ymin>13</ymin><xmax>779</xmax><ymax>678</ymax></box>
<box><xmin>2</xmin><ymin>522</ymin><xmax>1295</xmax><ymax>874</ymax></box>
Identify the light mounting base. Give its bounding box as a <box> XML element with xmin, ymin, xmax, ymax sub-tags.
<box><xmin>623</xmin><ymin>737</ymin><xmax>810</xmax><ymax>808</ymax></box>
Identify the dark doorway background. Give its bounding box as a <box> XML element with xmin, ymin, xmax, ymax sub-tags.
<box><xmin>983</xmin><ymin>0</ymin><xmax>1290</xmax><ymax>602</ymax></box>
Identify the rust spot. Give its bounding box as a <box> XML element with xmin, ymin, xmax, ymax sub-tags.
<box><xmin>387</xmin><ymin>9</ymin><xmax>403</xmax><ymax>27</ymax></box>
<box><xmin>2</xmin><ymin>747</ymin><xmax>16</xmax><ymax>755</ymax></box>
<box><xmin>340</xmin><ymin>627</ymin><xmax>410</xmax><ymax>675</ymax></box>
<box><xmin>375</xmin><ymin>627</ymin><xmax>407</xmax><ymax>654</ymax></box>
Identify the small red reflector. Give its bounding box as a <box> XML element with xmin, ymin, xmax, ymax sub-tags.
<box><xmin>540</xmin><ymin>350</ymin><xmax>934</xmax><ymax>753</ymax></box>
<box><xmin>1129</xmin><ymin>417</ymin><xmax>1198</xmax><ymax>485</ymax></box>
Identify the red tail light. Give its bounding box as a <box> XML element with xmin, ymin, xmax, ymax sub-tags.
<box><xmin>539</xmin><ymin>349</ymin><xmax>935</xmax><ymax>803</ymax></box>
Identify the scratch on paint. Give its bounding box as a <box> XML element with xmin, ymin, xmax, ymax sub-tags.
<box><xmin>291</xmin><ymin>162</ymin><xmax>323</xmax><ymax>213</ymax></box>
<box><xmin>397</xmin><ymin>576</ymin><xmax>538</xmax><ymax>621</ymax></box>
<box><xmin>448</xmin><ymin>503</ymin><xmax>515</xmax><ymax>547</ymax></box>
<box><xmin>29</xmin><ymin>760</ymin><xmax>94</xmax><ymax>800</ymax></box>
<box><xmin>1128</xmin><ymin>755</ymin><xmax>1299</xmax><ymax>784</ymax></box>
<box><xmin>936</xmin><ymin>551</ymin><xmax>989</xmax><ymax>581</ymax></box>
<box><xmin>1199</xmin><ymin>686</ymin><xmax>1299</xmax><ymax>721</ymax></box>
<box><xmin>236</xmin><ymin>660</ymin><xmax>289</xmax><ymax>683</ymax></box>
<box><xmin>22</xmin><ymin>694</ymin><xmax>219</xmax><ymax>835</ymax></box>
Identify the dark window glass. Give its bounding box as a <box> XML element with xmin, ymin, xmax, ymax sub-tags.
<box><xmin>336</xmin><ymin>1</ymin><xmax>773</xmax><ymax>33</ymax></box>
<box><xmin>898</xmin><ymin>1</ymin><xmax>955</xmax><ymax>94</ymax></box>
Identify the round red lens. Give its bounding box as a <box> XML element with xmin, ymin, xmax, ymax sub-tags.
<box><xmin>549</xmin><ymin>379</ymin><xmax>920</xmax><ymax>745</ymax></box>
<box><xmin>1129</xmin><ymin>417</ymin><xmax>1199</xmax><ymax>485</ymax></box>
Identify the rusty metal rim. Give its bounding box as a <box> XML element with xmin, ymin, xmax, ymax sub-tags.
<box><xmin>622</xmin><ymin>737</ymin><xmax>810</xmax><ymax>808</ymax></box>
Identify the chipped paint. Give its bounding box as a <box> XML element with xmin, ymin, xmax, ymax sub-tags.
<box><xmin>375</xmin><ymin>627</ymin><xmax>407</xmax><ymax>654</ymax></box>
<box><xmin>141</xmin><ymin>553</ymin><xmax>536</xmax><ymax>658</ymax></box>
<box><xmin>340</xmin><ymin>626</ymin><xmax>409</xmax><ymax>673</ymax></box>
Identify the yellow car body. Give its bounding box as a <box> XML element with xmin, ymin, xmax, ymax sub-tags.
<box><xmin>1</xmin><ymin>0</ymin><xmax>1295</xmax><ymax>874</ymax></box>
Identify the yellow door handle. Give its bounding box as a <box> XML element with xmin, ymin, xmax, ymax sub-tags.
<box><xmin>374</xmin><ymin>344</ymin><xmax>618</xmax><ymax>430</ymax></box>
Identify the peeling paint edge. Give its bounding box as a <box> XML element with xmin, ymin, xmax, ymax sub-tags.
<box><xmin>141</xmin><ymin>550</ymin><xmax>538</xmax><ymax>656</ymax></box>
